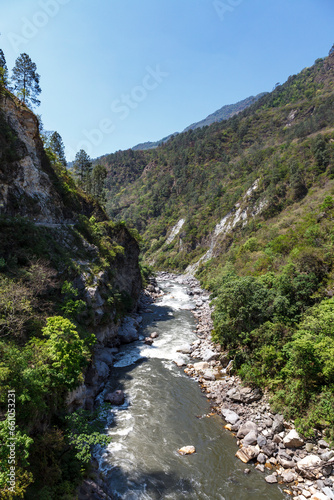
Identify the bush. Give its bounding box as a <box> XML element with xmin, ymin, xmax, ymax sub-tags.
<box><xmin>41</xmin><ymin>316</ymin><xmax>95</xmax><ymax>391</ymax></box>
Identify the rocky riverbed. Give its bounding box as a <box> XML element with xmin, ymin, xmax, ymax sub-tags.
<box><xmin>155</xmin><ymin>272</ymin><xmax>334</xmax><ymax>500</ymax></box>
<box><xmin>79</xmin><ymin>271</ymin><xmax>334</xmax><ymax>500</ymax></box>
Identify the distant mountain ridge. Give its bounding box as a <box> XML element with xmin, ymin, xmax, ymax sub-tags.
<box><xmin>131</xmin><ymin>92</ymin><xmax>266</xmax><ymax>151</ymax></box>
<box><xmin>183</xmin><ymin>92</ymin><xmax>267</xmax><ymax>132</ymax></box>
<box><xmin>132</xmin><ymin>133</ymin><xmax>178</xmax><ymax>151</ymax></box>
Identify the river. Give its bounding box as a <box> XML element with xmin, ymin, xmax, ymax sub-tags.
<box><xmin>96</xmin><ymin>277</ymin><xmax>287</xmax><ymax>499</ymax></box>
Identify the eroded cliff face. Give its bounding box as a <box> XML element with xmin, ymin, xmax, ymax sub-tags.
<box><xmin>0</xmin><ymin>93</ymin><xmax>104</xmax><ymax>222</ymax></box>
<box><xmin>0</xmin><ymin>94</ymin><xmax>68</xmax><ymax>221</ymax></box>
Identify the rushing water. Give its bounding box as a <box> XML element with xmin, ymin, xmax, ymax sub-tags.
<box><xmin>97</xmin><ymin>278</ymin><xmax>287</xmax><ymax>500</ymax></box>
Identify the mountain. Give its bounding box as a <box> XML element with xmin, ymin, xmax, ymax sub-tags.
<box><xmin>100</xmin><ymin>50</ymin><xmax>334</xmax><ymax>441</ymax></box>
<box><xmin>0</xmin><ymin>91</ymin><xmax>142</xmax><ymax>498</ymax></box>
<box><xmin>131</xmin><ymin>92</ymin><xmax>266</xmax><ymax>151</ymax></box>
<box><xmin>183</xmin><ymin>92</ymin><xmax>267</xmax><ymax>132</ymax></box>
<box><xmin>132</xmin><ymin>132</ymin><xmax>178</xmax><ymax>151</ymax></box>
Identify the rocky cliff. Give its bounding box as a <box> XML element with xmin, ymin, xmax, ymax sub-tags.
<box><xmin>0</xmin><ymin>92</ymin><xmax>143</xmax><ymax>414</ymax></box>
<box><xmin>0</xmin><ymin>93</ymin><xmax>102</xmax><ymax>222</ymax></box>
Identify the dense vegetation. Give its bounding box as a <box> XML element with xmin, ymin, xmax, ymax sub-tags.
<box><xmin>100</xmin><ymin>49</ymin><xmax>334</xmax><ymax>440</ymax></box>
<box><xmin>0</xmin><ymin>212</ymin><xmax>137</xmax><ymax>498</ymax></box>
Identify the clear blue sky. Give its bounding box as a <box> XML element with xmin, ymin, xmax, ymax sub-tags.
<box><xmin>1</xmin><ymin>0</ymin><xmax>333</xmax><ymax>160</ymax></box>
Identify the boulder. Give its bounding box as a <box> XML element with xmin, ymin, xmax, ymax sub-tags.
<box><xmin>278</xmin><ymin>456</ymin><xmax>296</xmax><ymax>469</ymax></box>
<box><xmin>173</xmin><ymin>357</ymin><xmax>187</xmax><ymax>367</ymax></box>
<box><xmin>150</xmin><ymin>332</ymin><xmax>159</xmax><ymax>339</ymax></box>
<box><xmin>322</xmin><ymin>487</ymin><xmax>334</xmax><ymax>499</ymax></box>
<box><xmin>118</xmin><ymin>317</ymin><xmax>139</xmax><ymax>344</ymax></box>
<box><xmin>178</xmin><ymin>446</ymin><xmax>196</xmax><ymax>455</ymax></box>
<box><xmin>322</xmin><ymin>464</ymin><xmax>333</xmax><ymax>477</ymax></box>
<box><xmin>318</xmin><ymin>439</ymin><xmax>330</xmax><ymax>449</ymax></box>
<box><xmin>297</xmin><ymin>455</ymin><xmax>322</xmax><ymax>469</ymax></box>
<box><xmin>297</xmin><ymin>455</ymin><xmax>323</xmax><ymax>478</ymax></box>
<box><xmin>257</xmin><ymin>435</ymin><xmax>267</xmax><ymax>448</ymax></box>
<box><xmin>220</xmin><ymin>354</ymin><xmax>230</xmax><ymax>368</ymax></box>
<box><xmin>272</xmin><ymin>414</ymin><xmax>285</xmax><ymax>434</ymax></box>
<box><xmin>202</xmin><ymin>370</ymin><xmax>216</xmax><ymax>381</ymax></box>
<box><xmin>104</xmin><ymin>390</ymin><xmax>125</xmax><ymax>405</ymax></box>
<box><xmin>202</xmin><ymin>349</ymin><xmax>218</xmax><ymax>362</ymax></box>
<box><xmin>227</xmin><ymin>386</ymin><xmax>262</xmax><ymax>404</ymax></box>
<box><xmin>193</xmin><ymin>361</ymin><xmax>210</xmax><ymax>372</ymax></box>
<box><xmin>257</xmin><ymin>453</ymin><xmax>267</xmax><ymax>464</ymax></box>
<box><xmin>281</xmin><ymin>469</ymin><xmax>297</xmax><ymax>483</ymax></box>
<box><xmin>261</xmin><ymin>442</ymin><xmax>278</xmax><ymax>458</ymax></box>
<box><xmin>237</xmin><ymin>421</ymin><xmax>258</xmax><ymax>439</ymax></box>
<box><xmin>283</xmin><ymin>429</ymin><xmax>304</xmax><ymax>448</ymax></box>
<box><xmin>177</xmin><ymin>344</ymin><xmax>192</xmax><ymax>354</ymax></box>
<box><xmin>243</xmin><ymin>430</ymin><xmax>258</xmax><ymax>446</ymax></box>
<box><xmin>235</xmin><ymin>445</ymin><xmax>259</xmax><ymax>463</ymax></box>
<box><xmin>221</xmin><ymin>409</ymin><xmax>240</xmax><ymax>425</ymax></box>
<box><xmin>321</xmin><ymin>451</ymin><xmax>334</xmax><ymax>462</ymax></box>
<box><xmin>265</xmin><ymin>474</ymin><xmax>278</xmax><ymax>484</ymax></box>
<box><xmin>144</xmin><ymin>337</ymin><xmax>154</xmax><ymax>345</ymax></box>
<box><xmin>310</xmin><ymin>492</ymin><xmax>332</xmax><ymax>500</ymax></box>
<box><xmin>264</xmin><ymin>417</ymin><xmax>273</xmax><ymax>428</ymax></box>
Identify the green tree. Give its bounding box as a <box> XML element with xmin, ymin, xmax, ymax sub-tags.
<box><xmin>0</xmin><ymin>416</ymin><xmax>34</xmax><ymax>499</ymax></box>
<box><xmin>49</xmin><ymin>131</ymin><xmax>67</xmax><ymax>168</ymax></box>
<box><xmin>42</xmin><ymin>316</ymin><xmax>95</xmax><ymax>391</ymax></box>
<box><xmin>91</xmin><ymin>164</ymin><xmax>107</xmax><ymax>203</ymax></box>
<box><xmin>0</xmin><ymin>49</ymin><xmax>8</xmax><ymax>92</ymax></box>
<box><xmin>73</xmin><ymin>149</ymin><xmax>92</xmax><ymax>192</ymax></box>
<box><xmin>11</xmin><ymin>53</ymin><xmax>41</xmax><ymax>107</ymax></box>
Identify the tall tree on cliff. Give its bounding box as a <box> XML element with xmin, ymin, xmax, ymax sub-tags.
<box><xmin>73</xmin><ymin>149</ymin><xmax>93</xmax><ymax>192</ymax></box>
<box><xmin>49</xmin><ymin>131</ymin><xmax>67</xmax><ymax>168</ymax></box>
<box><xmin>11</xmin><ymin>53</ymin><xmax>41</xmax><ymax>107</ymax></box>
<box><xmin>91</xmin><ymin>164</ymin><xmax>107</xmax><ymax>203</ymax></box>
<box><xmin>0</xmin><ymin>49</ymin><xmax>8</xmax><ymax>92</ymax></box>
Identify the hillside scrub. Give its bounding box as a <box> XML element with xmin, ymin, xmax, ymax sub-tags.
<box><xmin>99</xmin><ymin>53</ymin><xmax>334</xmax><ymax>272</ymax></box>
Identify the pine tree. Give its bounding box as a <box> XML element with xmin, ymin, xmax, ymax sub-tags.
<box><xmin>73</xmin><ymin>149</ymin><xmax>92</xmax><ymax>191</ymax></box>
<box><xmin>12</xmin><ymin>53</ymin><xmax>41</xmax><ymax>107</ymax></box>
<box><xmin>49</xmin><ymin>131</ymin><xmax>67</xmax><ymax>168</ymax></box>
<box><xmin>91</xmin><ymin>164</ymin><xmax>107</xmax><ymax>203</ymax></box>
<box><xmin>0</xmin><ymin>49</ymin><xmax>8</xmax><ymax>92</ymax></box>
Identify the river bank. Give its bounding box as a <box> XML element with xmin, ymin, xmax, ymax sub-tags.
<box><xmin>161</xmin><ymin>272</ymin><xmax>334</xmax><ymax>500</ymax></box>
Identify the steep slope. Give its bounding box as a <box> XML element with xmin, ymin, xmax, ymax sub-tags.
<box><xmin>103</xmin><ymin>52</ymin><xmax>334</xmax><ymax>269</ymax></box>
<box><xmin>0</xmin><ymin>94</ymin><xmax>104</xmax><ymax>222</ymax></box>
<box><xmin>0</xmin><ymin>92</ymin><xmax>142</xmax><ymax>498</ymax></box>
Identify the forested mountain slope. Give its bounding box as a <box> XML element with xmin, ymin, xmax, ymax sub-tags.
<box><xmin>101</xmin><ymin>50</ymin><xmax>334</xmax><ymax>440</ymax></box>
<box><xmin>103</xmin><ymin>52</ymin><xmax>334</xmax><ymax>270</ymax></box>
